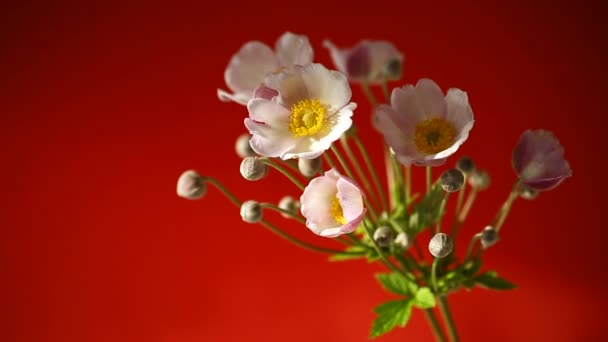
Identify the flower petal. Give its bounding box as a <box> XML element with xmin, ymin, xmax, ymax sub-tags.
<box><xmin>247</xmin><ymin>98</ymin><xmax>290</xmax><ymax>128</ymax></box>
<box><xmin>322</xmin><ymin>40</ymin><xmax>348</xmax><ymax>75</ymax></box>
<box><xmin>336</xmin><ymin>176</ymin><xmax>365</xmax><ymax>221</ymax></box>
<box><xmin>217</xmin><ymin>88</ymin><xmax>251</xmax><ymax>105</ymax></box>
<box><xmin>253</xmin><ymin>84</ymin><xmax>279</xmax><ymax>100</ymax></box>
<box><xmin>245</xmin><ymin>119</ymin><xmax>295</xmax><ymax>157</ymax></box>
<box><xmin>445</xmin><ymin>88</ymin><xmax>474</xmax><ymax>132</ymax></box>
<box><xmin>275</xmin><ymin>32</ymin><xmax>314</xmax><ymax>66</ymax></box>
<box><xmin>225</xmin><ymin>41</ymin><xmax>278</xmax><ymax>96</ymax></box>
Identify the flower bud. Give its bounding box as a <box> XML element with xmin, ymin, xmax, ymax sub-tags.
<box><xmin>429</xmin><ymin>233</ymin><xmax>453</xmax><ymax>258</ymax></box>
<box><xmin>176</xmin><ymin>170</ymin><xmax>206</xmax><ymax>200</ymax></box>
<box><xmin>519</xmin><ymin>185</ymin><xmax>539</xmax><ymax>200</ymax></box>
<box><xmin>240</xmin><ymin>200</ymin><xmax>262</xmax><ymax>223</ymax></box>
<box><xmin>440</xmin><ymin>168</ymin><xmax>465</xmax><ymax>192</ymax></box>
<box><xmin>278</xmin><ymin>196</ymin><xmax>300</xmax><ymax>219</ymax></box>
<box><xmin>456</xmin><ymin>156</ymin><xmax>475</xmax><ymax>175</ymax></box>
<box><xmin>480</xmin><ymin>226</ymin><xmax>500</xmax><ymax>249</ymax></box>
<box><xmin>298</xmin><ymin>157</ymin><xmax>322</xmax><ymax>177</ymax></box>
<box><xmin>235</xmin><ymin>134</ymin><xmax>256</xmax><ymax>158</ymax></box>
<box><xmin>394</xmin><ymin>232</ymin><xmax>410</xmax><ymax>250</ymax></box>
<box><xmin>384</xmin><ymin>58</ymin><xmax>403</xmax><ymax>79</ymax></box>
<box><xmin>468</xmin><ymin>169</ymin><xmax>491</xmax><ymax>190</ymax></box>
<box><xmin>373</xmin><ymin>226</ymin><xmax>394</xmax><ymax>247</ymax></box>
<box><xmin>240</xmin><ymin>157</ymin><xmax>268</xmax><ymax>181</ymax></box>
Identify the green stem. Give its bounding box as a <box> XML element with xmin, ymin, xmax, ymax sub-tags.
<box><xmin>362</xmin><ymin>220</ymin><xmax>416</xmax><ymax>283</ymax></box>
<box><xmin>431</xmin><ymin>258</ymin><xmax>440</xmax><ymax>293</ymax></box>
<box><xmin>260</xmin><ymin>203</ymin><xmax>305</xmax><ymax>224</ymax></box>
<box><xmin>464</xmin><ymin>234</ymin><xmax>481</xmax><ymax>263</ymax></box>
<box><xmin>203</xmin><ymin>177</ymin><xmax>242</xmax><ymax>207</ymax></box>
<box><xmin>424</xmin><ymin>309</ymin><xmax>448</xmax><ymax>342</ymax></box>
<box><xmin>360</xmin><ymin>82</ymin><xmax>378</xmax><ymax>107</ymax></box>
<box><xmin>405</xmin><ymin>167</ymin><xmax>412</xmax><ymax>206</ymax></box>
<box><xmin>455</xmin><ymin>175</ymin><xmax>467</xmax><ymax>214</ymax></box>
<box><xmin>438</xmin><ymin>296</ymin><xmax>460</xmax><ymax>342</ymax></box>
<box><xmin>340</xmin><ymin>136</ymin><xmax>380</xmax><ymax>211</ymax></box>
<box><xmin>380</xmin><ymin>77</ymin><xmax>391</xmax><ymax>101</ymax></box>
<box><xmin>353</xmin><ymin>134</ymin><xmax>389</xmax><ymax>212</ymax></box>
<box><xmin>435</xmin><ymin>193</ymin><xmax>450</xmax><ymax>234</ymax></box>
<box><xmin>494</xmin><ymin>180</ymin><xmax>520</xmax><ymax>232</ymax></box>
<box><xmin>263</xmin><ymin>159</ymin><xmax>305</xmax><ymax>191</ymax></box>
<box><xmin>323</xmin><ymin>153</ymin><xmax>337</xmax><ymax>170</ymax></box>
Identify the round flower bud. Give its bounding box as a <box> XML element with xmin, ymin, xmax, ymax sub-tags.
<box><xmin>519</xmin><ymin>185</ymin><xmax>539</xmax><ymax>200</ymax></box>
<box><xmin>468</xmin><ymin>169</ymin><xmax>491</xmax><ymax>190</ymax></box>
<box><xmin>298</xmin><ymin>157</ymin><xmax>322</xmax><ymax>177</ymax></box>
<box><xmin>240</xmin><ymin>200</ymin><xmax>263</xmax><ymax>223</ymax></box>
<box><xmin>235</xmin><ymin>134</ymin><xmax>256</xmax><ymax>158</ymax></box>
<box><xmin>384</xmin><ymin>58</ymin><xmax>403</xmax><ymax>79</ymax></box>
<box><xmin>480</xmin><ymin>226</ymin><xmax>500</xmax><ymax>249</ymax></box>
<box><xmin>440</xmin><ymin>168</ymin><xmax>465</xmax><ymax>192</ymax></box>
<box><xmin>394</xmin><ymin>232</ymin><xmax>410</xmax><ymax>250</ymax></box>
<box><xmin>428</xmin><ymin>233</ymin><xmax>453</xmax><ymax>258</ymax></box>
<box><xmin>176</xmin><ymin>170</ymin><xmax>206</xmax><ymax>200</ymax></box>
<box><xmin>278</xmin><ymin>196</ymin><xmax>300</xmax><ymax>219</ymax></box>
<box><xmin>456</xmin><ymin>156</ymin><xmax>476</xmax><ymax>175</ymax></box>
<box><xmin>373</xmin><ymin>226</ymin><xmax>394</xmax><ymax>247</ymax></box>
<box><xmin>240</xmin><ymin>157</ymin><xmax>268</xmax><ymax>181</ymax></box>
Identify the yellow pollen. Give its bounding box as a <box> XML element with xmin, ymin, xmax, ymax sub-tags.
<box><xmin>272</xmin><ymin>66</ymin><xmax>286</xmax><ymax>74</ymax></box>
<box><xmin>330</xmin><ymin>197</ymin><xmax>347</xmax><ymax>225</ymax></box>
<box><xmin>413</xmin><ymin>118</ymin><xmax>457</xmax><ymax>154</ymax></box>
<box><xmin>289</xmin><ymin>99</ymin><xmax>326</xmax><ymax>137</ymax></box>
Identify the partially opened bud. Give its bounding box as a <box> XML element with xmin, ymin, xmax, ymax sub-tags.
<box><xmin>394</xmin><ymin>232</ymin><xmax>410</xmax><ymax>250</ymax></box>
<box><xmin>468</xmin><ymin>169</ymin><xmax>491</xmax><ymax>190</ymax></box>
<box><xmin>278</xmin><ymin>196</ymin><xmax>300</xmax><ymax>219</ymax></box>
<box><xmin>373</xmin><ymin>226</ymin><xmax>394</xmax><ymax>247</ymax></box>
<box><xmin>456</xmin><ymin>156</ymin><xmax>475</xmax><ymax>175</ymax></box>
<box><xmin>384</xmin><ymin>58</ymin><xmax>403</xmax><ymax>79</ymax></box>
<box><xmin>480</xmin><ymin>226</ymin><xmax>499</xmax><ymax>249</ymax></box>
<box><xmin>176</xmin><ymin>170</ymin><xmax>206</xmax><ymax>200</ymax></box>
<box><xmin>429</xmin><ymin>233</ymin><xmax>453</xmax><ymax>258</ymax></box>
<box><xmin>519</xmin><ymin>184</ymin><xmax>539</xmax><ymax>200</ymax></box>
<box><xmin>240</xmin><ymin>157</ymin><xmax>268</xmax><ymax>181</ymax></box>
<box><xmin>240</xmin><ymin>200</ymin><xmax>262</xmax><ymax>223</ymax></box>
<box><xmin>235</xmin><ymin>134</ymin><xmax>256</xmax><ymax>158</ymax></box>
<box><xmin>298</xmin><ymin>157</ymin><xmax>322</xmax><ymax>177</ymax></box>
<box><xmin>440</xmin><ymin>169</ymin><xmax>465</xmax><ymax>192</ymax></box>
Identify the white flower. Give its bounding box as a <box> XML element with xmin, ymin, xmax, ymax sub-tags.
<box><xmin>300</xmin><ymin>169</ymin><xmax>366</xmax><ymax>238</ymax></box>
<box><xmin>374</xmin><ymin>78</ymin><xmax>474</xmax><ymax>166</ymax></box>
<box><xmin>217</xmin><ymin>32</ymin><xmax>314</xmax><ymax>105</ymax></box>
<box><xmin>244</xmin><ymin>63</ymin><xmax>356</xmax><ymax>159</ymax></box>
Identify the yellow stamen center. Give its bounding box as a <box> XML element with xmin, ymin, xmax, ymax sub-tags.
<box><xmin>289</xmin><ymin>99</ymin><xmax>326</xmax><ymax>137</ymax></box>
<box><xmin>414</xmin><ymin>118</ymin><xmax>457</xmax><ymax>154</ymax></box>
<box><xmin>330</xmin><ymin>196</ymin><xmax>347</xmax><ymax>225</ymax></box>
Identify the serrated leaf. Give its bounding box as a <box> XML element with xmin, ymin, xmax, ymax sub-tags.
<box><xmin>370</xmin><ymin>300</ymin><xmax>412</xmax><ymax>339</ymax></box>
<box><xmin>376</xmin><ymin>272</ymin><xmax>412</xmax><ymax>295</ymax></box>
<box><xmin>413</xmin><ymin>287</ymin><xmax>436</xmax><ymax>309</ymax></box>
<box><xmin>328</xmin><ymin>245</ymin><xmax>368</xmax><ymax>262</ymax></box>
<box><xmin>475</xmin><ymin>271</ymin><xmax>517</xmax><ymax>290</ymax></box>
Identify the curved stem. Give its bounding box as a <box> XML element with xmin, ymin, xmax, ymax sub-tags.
<box><xmin>263</xmin><ymin>159</ymin><xmax>305</xmax><ymax>191</ymax></box>
<box><xmin>362</xmin><ymin>220</ymin><xmax>416</xmax><ymax>283</ymax></box>
<box><xmin>464</xmin><ymin>234</ymin><xmax>481</xmax><ymax>263</ymax></box>
<box><xmin>353</xmin><ymin>135</ymin><xmax>389</xmax><ymax>212</ymax></box>
<box><xmin>203</xmin><ymin>177</ymin><xmax>242</xmax><ymax>206</ymax></box>
<box><xmin>494</xmin><ymin>180</ymin><xmax>520</xmax><ymax>232</ymax></box>
<box><xmin>438</xmin><ymin>296</ymin><xmax>460</xmax><ymax>342</ymax></box>
<box><xmin>340</xmin><ymin>136</ymin><xmax>380</xmax><ymax>211</ymax></box>
<box><xmin>431</xmin><ymin>258</ymin><xmax>440</xmax><ymax>293</ymax></box>
<box><xmin>260</xmin><ymin>203</ymin><xmax>305</xmax><ymax>224</ymax></box>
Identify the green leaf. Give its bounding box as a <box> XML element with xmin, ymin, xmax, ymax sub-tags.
<box><xmin>475</xmin><ymin>271</ymin><xmax>517</xmax><ymax>290</ymax></box>
<box><xmin>410</xmin><ymin>184</ymin><xmax>444</xmax><ymax>233</ymax></box>
<box><xmin>376</xmin><ymin>272</ymin><xmax>413</xmax><ymax>295</ymax></box>
<box><xmin>370</xmin><ymin>300</ymin><xmax>413</xmax><ymax>339</ymax></box>
<box><xmin>328</xmin><ymin>245</ymin><xmax>368</xmax><ymax>262</ymax></box>
<box><xmin>413</xmin><ymin>287</ymin><xmax>436</xmax><ymax>309</ymax></box>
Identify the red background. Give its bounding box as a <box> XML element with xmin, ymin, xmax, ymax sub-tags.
<box><xmin>3</xmin><ymin>1</ymin><xmax>607</xmax><ymax>341</ymax></box>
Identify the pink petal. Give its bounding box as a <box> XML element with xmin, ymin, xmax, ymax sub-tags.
<box><xmin>445</xmin><ymin>88</ymin><xmax>474</xmax><ymax>132</ymax></box>
<box><xmin>253</xmin><ymin>85</ymin><xmax>279</xmax><ymax>100</ymax></box>
<box><xmin>322</xmin><ymin>40</ymin><xmax>348</xmax><ymax>75</ymax></box>
<box><xmin>217</xmin><ymin>88</ymin><xmax>251</xmax><ymax>105</ymax></box>
<box><xmin>244</xmin><ymin>119</ymin><xmax>295</xmax><ymax>158</ymax></box>
<box><xmin>225</xmin><ymin>41</ymin><xmax>278</xmax><ymax>95</ymax></box>
<box><xmin>247</xmin><ymin>98</ymin><xmax>290</xmax><ymax>128</ymax></box>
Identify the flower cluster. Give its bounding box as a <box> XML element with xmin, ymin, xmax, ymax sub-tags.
<box><xmin>178</xmin><ymin>32</ymin><xmax>572</xmax><ymax>340</ymax></box>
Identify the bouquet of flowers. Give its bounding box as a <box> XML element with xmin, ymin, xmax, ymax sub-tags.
<box><xmin>177</xmin><ymin>32</ymin><xmax>572</xmax><ymax>340</ymax></box>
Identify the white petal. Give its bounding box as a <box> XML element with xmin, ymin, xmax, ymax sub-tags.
<box><xmin>225</xmin><ymin>41</ymin><xmax>279</xmax><ymax>94</ymax></box>
<box><xmin>245</xmin><ymin>119</ymin><xmax>295</xmax><ymax>158</ymax></box>
<box><xmin>336</xmin><ymin>177</ymin><xmax>364</xmax><ymax>221</ymax></box>
<box><xmin>367</xmin><ymin>41</ymin><xmax>403</xmax><ymax>83</ymax></box>
<box><xmin>445</xmin><ymin>88</ymin><xmax>474</xmax><ymax>132</ymax></box>
<box><xmin>247</xmin><ymin>98</ymin><xmax>290</xmax><ymax>128</ymax></box>
<box><xmin>217</xmin><ymin>89</ymin><xmax>251</xmax><ymax>105</ymax></box>
<box><xmin>300</xmin><ymin>64</ymin><xmax>352</xmax><ymax>113</ymax></box>
<box><xmin>275</xmin><ymin>32</ymin><xmax>314</xmax><ymax>66</ymax></box>
<box><xmin>322</xmin><ymin>40</ymin><xmax>348</xmax><ymax>75</ymax></box>
<box><xmin>264</xmin><ymin>66</ymin><xmax>311</xmax><ymax>108</ymax></box>
<box><xmin>300</xmin><ymin>174</ymin><xmax>339</xmax><ymax>231</ymax></box>
<box><xmin>414</xmin><ymin>79</ymin><xmax>447</xmax><ymax>118</ymax></box>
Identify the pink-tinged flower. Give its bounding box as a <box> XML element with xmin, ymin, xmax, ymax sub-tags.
<box><xmin>217</xmin><ymin>32</ymin><xmax>314</xmax><ymax>105</ymax></box>
<box><xmin>244</xmin><ymin>63</ymin><xmax>356</xmax><ymax>160</ymax></box>
<box><xmin>373</xmin><ymin>79</ymin><xmax>474</xmax><ymax>166</ymax></box>
<box><xmin>512</xmin><ymin>130</ymin><xmax>572</xmax><ymax>191</ymax></box>
<box><xmin>300</xmin><ymin>169</ymin><xmax>366</xmax><ymax>238</ymax></box>
<box><xmin>323</xmin><ymin>39</ymin><xmax>403</xmax><ymax>84</ymax></box>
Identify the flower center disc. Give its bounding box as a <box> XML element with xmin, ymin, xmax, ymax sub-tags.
<box><xmin>289</xmin><ymin>99</ymin><xmax>326</xmax><ymax>137</ymax></box>
<box><xmin>414</xmin><ymin>118</ymin><xmax>457</xmax><ymax>154</ymax></box>
<box><xmin>330</xmin><ymin>197</ymin><xmax>346</xmax><ymax>225</ymax></box>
